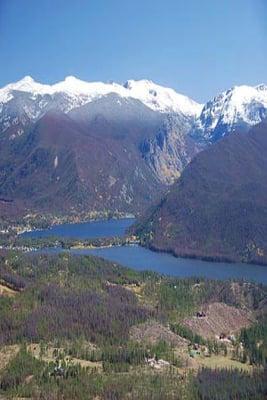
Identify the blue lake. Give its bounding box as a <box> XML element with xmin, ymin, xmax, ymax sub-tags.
<box><xmin>44</xmin><ymin>245</ymin><xmax>267</xmax><ymax>284</ymax></box>
<box><xmin>21</xmin><ymin>218</ymin><xmax>135</xmax><ymax>239</ymax></box>
<box><xmin>27</xmin><ymin>218</ymin><xmax>267</xmax><ymax>284</ymax></box>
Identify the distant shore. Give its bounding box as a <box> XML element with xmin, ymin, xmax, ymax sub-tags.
<box><xmin>142</xmin><ymin>242</ymin><xmax>267</xmax><ymax>268</ymax></box>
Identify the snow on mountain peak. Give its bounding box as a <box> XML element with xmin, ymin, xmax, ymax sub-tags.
<box><xmin>123</xmin><ymin>79</ymin><xmax>203</xmax><ymax>117</ymax></box>
<box><xmin>1</xmin><ymin>76</ymin><xmax>266</xmax><ymax>131</ymax></box>
<box><xmin>124</xmin><ymin>79</ymin><xmax>153</xmax><ymax>90</ymax></box>
<box><xmin>51</xmin><ymin>76</ymin><xmax>125</xmax><ymax>100</ymax></box>
<box><xmin>256</xmin><ymin>84</ymin><xmax>267</xmax><ymax>93</ymax></box>
<box><xmin>20</xmin><ymin>75</ymin><xmax>34</xmax><ymax>83</ymax></box>
<box><xmin>195</xmin><ymin>84</ymin><xmax>267</xmax><ymax>142</ymax></box>
<box><xmin>65</xmin><ymin>75</ymin><xmax>80</xmax><ymax>82</ymax></box>
<box><xmin>0</xmin><ymin>76</ymin><xmax>54</xmax><ymax>102</ymax></box>
<box><xmin>0</xmin><ymin>76</ymin><xmax>201</xmax><ymax>118</ymax></box>
<box><xmin>212</xmin><ymin>84</ymin><xmax>267</xmax><ymax>124</ymax></box>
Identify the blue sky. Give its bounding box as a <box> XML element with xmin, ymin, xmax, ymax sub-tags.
<box><xmin>0</xmin><ymin>0</ymin><xmax>266</xmax><ymax>102</ymax></box>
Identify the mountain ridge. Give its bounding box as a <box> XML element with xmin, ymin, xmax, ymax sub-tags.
<box><xmin>0</xmin><ymin>76</ymin><xmax>202</xmax><ymax>117</ymax></box>
<box><xmin>133</xmin><ymin>121</ymin><xmax>267</xmax><ymax>265</ymax></box>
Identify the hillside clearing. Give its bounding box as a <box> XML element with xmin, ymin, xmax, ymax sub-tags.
<box><xmin>183</xmin><ymin>302</ymin><xmax>254</xmax><ymax>339</ymax></box>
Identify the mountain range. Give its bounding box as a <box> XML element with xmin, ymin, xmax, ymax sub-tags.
<box><xmin>0</xmin><ymin>76</ymin><xmax>266</xmax><ymax>220</ymax></box>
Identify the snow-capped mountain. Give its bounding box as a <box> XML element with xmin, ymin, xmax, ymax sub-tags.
<box><xmin>192</xmin><ymin>84</ymin><xmax>267</xmax><ymax>143</ymax></box>
<box><xmin>0</xmin><ymin>76</ymin><xmax>201</xmax><ymax>128</ymax></box>
<box><xmin>0</xmin><ymin>76</ymin><xmax>203</xmax><ymax>141</ymax></box>
<box><xmin>123</xmin><ymin>79</ymin><xmax>202</xmax><ymax>116</ymax></box>
<box><xmin>0</xmin><ymin>75</ymin><xmax>266</xmax><ymax>218</ymax></box>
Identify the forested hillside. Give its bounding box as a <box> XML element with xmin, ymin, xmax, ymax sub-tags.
<box><xmin>0</xmin><ymin>251</ymin><xmax>266</xmax><ymax>399</ymax></box>
<box><xmin>134</xmin><ymin>122</ymin><xmax>267</xmax><ymax>265</ymax></box>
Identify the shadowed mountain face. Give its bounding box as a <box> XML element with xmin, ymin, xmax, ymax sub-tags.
<box><xmin>134</xmin><ymin>122</ymin><xmax>267</xmax><ymax>265</ymax></box>
<box><xmin>0</xmin><ymin>92</ymin><xmax>200</xmax><ymax>217</ymax></box>
<box><xmin>0</xmin><ymin>110</ymin><xmax>162</xmax><ymax>214</ymax></box>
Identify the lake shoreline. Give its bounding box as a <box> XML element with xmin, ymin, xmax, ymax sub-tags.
<box><xmin>6</xmin><ymin>242</ymin><xmax>266</xmax><ymax>283</ymax></box>
<box><xmin>9</xmin><ymin>238</ymin><xmax>267</xmax><ymax>270</ymax></box>
<box><xmin>17</xmin><ymin>214</ymin><xmax>136</xmax><ymax>235</ymax></box>
<box><xmin>142</xmin><ymin>242</ymin><xmax>267</xmax><ymax>268</ymax></box>
<box><xmin>11</xmin><ymin>218</ymin><xmax>267</xmax><ymax>283</ymax></box>
<box><xmin>16</xmin><ymin>216</ymin><xmax>267</xmax><ymax>269</ymax></box>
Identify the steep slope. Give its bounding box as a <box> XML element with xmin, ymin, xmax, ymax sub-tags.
<box><xmin>68</xmin><ymin>93</ymin><xmax>164</xmax><ymax>142</ymax></box>
<box><xmin>0</xmin><ymin>88</ymin><xmax>202</xmax><ymax>217</ymax></box>
<box><xmin>138</xmin><ymin>113</ymin><xmax>200</xmax><ymax>184</ymax></box>
<box><xmin>0</xmin><ymin>77</ymin><xmax>202</xmax><ymax>217</ymax></box>
<box><xmin>192</xmin><ymin>85</ymin><xmax>267</xmax><ymax>143</ymax></box>
<box><xmin>0</xmin><ymin>111</ymin><xmax>92</xmax><ymax>211</ymax></box>
<box><xmin>69</xmin><ymin>94</ymin><xmax>201</xmax><ymax>185</ymax></box>
<box><xmin>134</xmin><ymin>122</ymin><xmax>267</xmax><ymax>265</ymax></box>
<box><xmin>0</xmin><ymin>110</ymin><xmax>166</xmax><ymax>214</ymax></box>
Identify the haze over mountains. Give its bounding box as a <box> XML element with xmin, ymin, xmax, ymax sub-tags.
<box><xmin>0</xmin><ymin>76</ymin><xmax>266</xmax><ymax>221</ymax></box>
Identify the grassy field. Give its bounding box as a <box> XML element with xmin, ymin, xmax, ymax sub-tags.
<box><xmin>0</xmin><ymin>345</ymin><xmax>20</xmax><ymax>372</ymax></box>
<box><xmin>197</xmin><ymin>354</ymin><xmax>253</xmax><ymax>372</ymax></box>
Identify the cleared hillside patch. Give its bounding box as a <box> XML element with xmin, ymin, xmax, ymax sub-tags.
<box><xmin>183</xmin><ymin>302</ymin><xmax>254</xmax><ymax>339</ymax></box>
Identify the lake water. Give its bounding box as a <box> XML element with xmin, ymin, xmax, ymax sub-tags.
<box><xmin>25</xmin><ymin>218</ymin><xmax>267</xmax><ymax>284</ymax></box>
<box><xmin>21</xmin><ymin>218</ymin><xmax>135</xmax><ymax>239</ymax></box>
<box><xmin>44</xmin><ymin>245</ymin><xmax>267</xmax><ymax>284</ymax></box>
